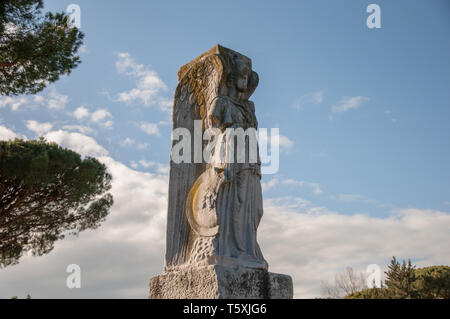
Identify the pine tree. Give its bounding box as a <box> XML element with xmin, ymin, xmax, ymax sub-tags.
<box><xmin>384</xmin><ymin>256</ymin><xmax>418</xmax><ymax>298</ymax></box>
<box><xmin>0</xmin><ymin>139</ymin><xmax>113</xmax><ymax>267</ymax></box>
<box><xmin>0</xmin><ymin>0</ymin><xmax>84</xmax><ymax>95</ymax></box>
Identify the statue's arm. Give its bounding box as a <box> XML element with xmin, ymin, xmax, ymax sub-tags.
<box><xmin>207</xmin><ymin>97</ymin><xmax>233</xmax><ymax>131</ymax></box>
<box><xmin>247</xmin><ymin>101</ymin><xmax>258</xmax><ymax>129</ymax></box>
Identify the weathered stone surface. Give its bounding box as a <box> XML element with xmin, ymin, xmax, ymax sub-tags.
<box><xmin>267</xmin><ymin>273</ymin><xmax>294</xmax><ymax>299</ymax></box>
<box><xmin>149</xmin><ymin>265</ymin><xmax>293</xmax><ymax>299</ymax></box>
<box><xmin>165</xmin><ymin>44</ymin><xmax>267</xmax><ymax>271</ymax></box>
<box><xmin>149</xmin><ymin>45</ymin><xmax>294</xmax><ymax>299</ymax></box>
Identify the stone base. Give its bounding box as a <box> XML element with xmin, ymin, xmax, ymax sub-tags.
<box><xmin>149</xmin><ymin>265</ymin><xmax>293</xmax><ymax>299</ymax></box>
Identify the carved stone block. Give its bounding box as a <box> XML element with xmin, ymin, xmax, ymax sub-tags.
<box><xmin>149</xmin><ymin>266</ymin><xmax>293</xmax><ymax>299</ymax></box>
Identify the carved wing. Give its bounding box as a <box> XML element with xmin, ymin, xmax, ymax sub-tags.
<box><xmin>173</xmin><ymin>54</ymin><xmax>224</xmax><ymax>129</ymax></box>
<box><xmin>164</xmin><ymin>49</ymin><xmax>226</xmax><ymax>270</ymax></box>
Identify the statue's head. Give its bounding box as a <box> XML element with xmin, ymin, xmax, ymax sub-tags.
<box><xmin>224</xmin><ymin>52</ymin><xmax>258</xmax><ymax>99</ymax></box>
<box><xmin>225</xmin><ymin>55</ymin><xmax>249</xmax><ymax>88</ymax></box>
<box><xmin>236</xmin><ymin>58</ymin><xmax>252</xmax><ymax>92</ymax></box>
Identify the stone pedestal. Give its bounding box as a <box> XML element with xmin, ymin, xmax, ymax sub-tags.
<box><xmin>149</xmin><ymin>265</ymin><xmax>293</xmax><ymax>299</ymax></box>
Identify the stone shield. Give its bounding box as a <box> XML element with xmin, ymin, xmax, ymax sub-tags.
<box><xmin>186</xmin><ymin>168</ymin><xmax>224</xmax><ymax>237</ymax></box>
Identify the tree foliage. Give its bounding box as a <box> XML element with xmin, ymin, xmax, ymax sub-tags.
<box><xmin>0</xmin><ymin>139</ymin><xmax>113</xmax><ymax>268</ymax></box>
<box><xmin>345</xmin><ymin>287</ymin><xmax>388</xmax><ymax>299</ymax></box>
<box><xmin>0</xmin><ymin>0</ymin><xmax>84</xmax><ymax>95</ymax></box>
<box><xmin>345</xmin><ymin>257</ymin><xmax>450</xmax><ymax>299</ymax></box>
<box><xmin>414</xmin><ymin>266</ymin><xmax>450</xmax><ymax>299</ymax></box>
<box><xmin>384</xmin><ymin>256</ymin><xmax>418</xmax><ymax>298</ymax></box>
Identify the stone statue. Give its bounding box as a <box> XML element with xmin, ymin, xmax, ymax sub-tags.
<box><xmin>150</xmin><ymin>45</ymin><xmax>293</xmax><ymax>299</ymax></box>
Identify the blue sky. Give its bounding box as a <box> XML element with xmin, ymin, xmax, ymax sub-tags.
<box><xmin>1</xmin><ymin>0</ymin><xmax>450</xmax><ymax>298</ymax></box>
<box><xmin>33</xmin><ymin>0</ymin><xmax>450</xmax><ymax>214</ymax></box>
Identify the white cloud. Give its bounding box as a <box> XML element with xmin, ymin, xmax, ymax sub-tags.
<box><xmin>138</xmin><ymin>159</ymin><xmax>155</xmax><ymax>168</ymax></box>
<box><xmin>159</xmin><ymin>98</ymin><xmax>173</xmax><ymax>112</ymax></box>
<box><xmin>0</xmin><ymin>96</ymin><xmax>28</xmax><ymax>111</ymax></box>
<box><xmin>155</xmin><ymin>163</ymin><xmax>169</xmax><ymax>174</ymax></box>
<box><xmin>91</xmin><ymin>109</ymin><xmax>113</xmax><ymax>128</ymax></box>
<box><xmin>61</xmin><ymin>125</ymin><xmax>95</xmax><ymax>135</ymax></box>
<box><xmin>261</xmin><ymin>177</ymin><xmax>280</xmax><ymax>191</ymax></box>
<box><xmin>262</xmin><ymin>177</ymin><xmax>322</xmax><ymax>195</ymax></box>
<box><xmin>279</xmin><ymin>135</ymin><xmax>294</xmax><ymax>149</ymax></box>
<box><xmin>42</xmin><ymin>90</ymin><xmax>69</xmax><ymax>110</ymax></box>
<box><xmin>130</xmin><ymin>159</ymin><xmax>169</xmax><ymax>174</ymax></box>
<box><xmin>114</xmin><ymin>53</ymin><xmax>169</xmax><ymax>109</ymax></box>
<box><xmin>130</xmin><ymin>160</ymin><xmax>139</xmax><ymax>169</ymax></box>
<box><xmin>258</xmin><ymin>131</ymin><xmax>294</xmax><ymax>151</ymax></box>
<box><xmin>260</xmin><ymin>197</ymin><xmax>450</xmax><ymax>298</ymax></box>
<box><xmin>293</xmin><ymin>90</ymin><xmax>324</xmax><ymax>110</ymax></box>
<box><xmin>137</xmin><ymin>143</ymin><xmax>149</xmax><ymax>150</ymax></box>
<box><xmin>33</xmin><ymin>89</ymin><xmax>69</xmax><ymax>110</ymax></box>
<box><xmin>0</xmin><ymin>89</ymin><xmax>69</xmax><ymax>111</ymax></box>
<box><xmin>1</xmin><ymin>131</ymin><xmax>449</xmax><ymax>300</ymax></box>
<box><xmin>78</xmin><ymin>44</ymin><xmax>88</xmax><ymax>54</ymax></box>
<box><xmin>120</xmin><ymin>138</ymin><xmax>136</xmax><ymax>147</ymax></box>
<box><xmin>91</xmin><ymin>109</ymin><xmax>112</xmax><ymax>123</ymax></box>
<box><xmin>44</xmin><ymin>130</ymin><xmax>108</xmax><ymax>157</ymax></box>
<box><xmin>25</xmin><ymin>120</ymin><xmax>53</xmax><ymax>136</ymax></box>
<box><xmin>73</xmin><ymin>106</ymin><xmax>90</xmax><ymax>119</ymax></box>
<box><xmin>115</xmin><ymin>52</ymin><xmax>144</xmax><ymax>76</ymax></box>
<box><xmin>72</xmin><ymin>106</ymin><xmax>113</xmax><ymax>128</ymax></box>
<box><xmin>140</xmin><ymin>122</ymin><xmax>160</xmax><ymax>136</ymax></box>
<box><xmin>332</xmin><ymin>96</ymin><xmax>369</xmax><ymax>113</ymax></box>
<box><xmin>0</xmin><ymin>125</ymin><xmax>21</xmax><ymax>140</ymax></box>
<box><xmin>120</xmin><ymin>138</ymin><xmax>149</xmax><ymax>150</ymax></box>
<box><xmin>284</xmin><ymin>179</ymin><xmax>323</xmax><ymax>195</ymax></box>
